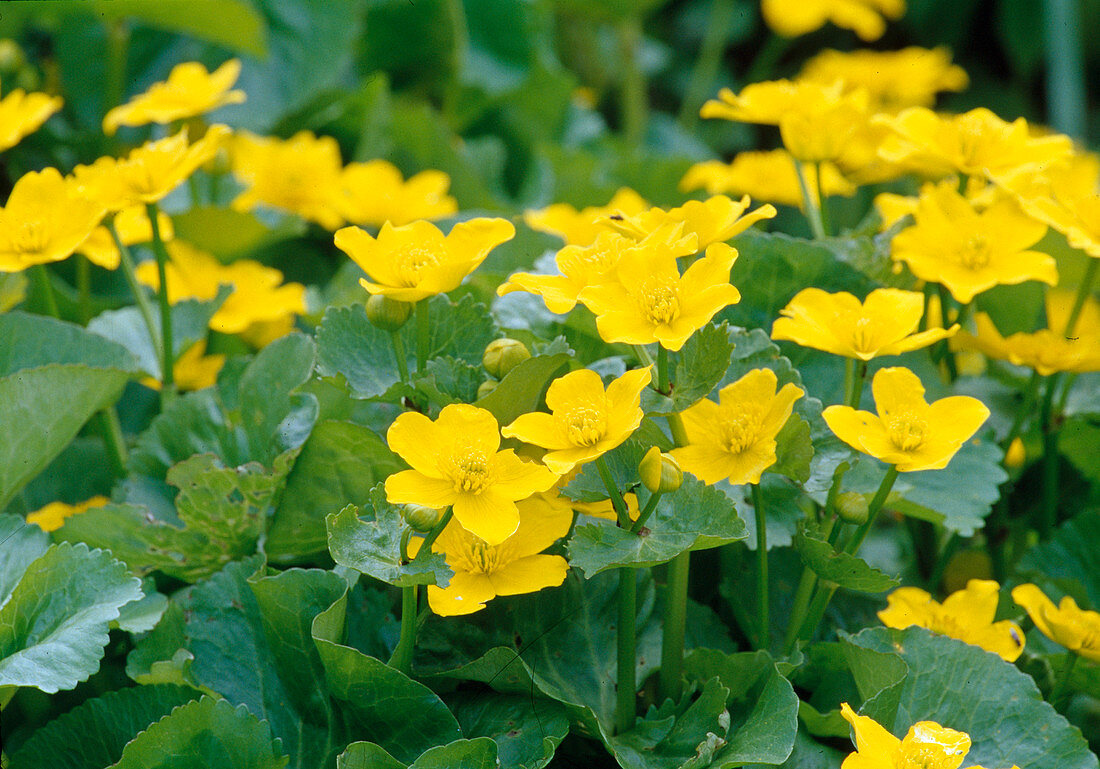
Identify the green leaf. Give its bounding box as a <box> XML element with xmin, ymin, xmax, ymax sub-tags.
<box><xmin>327</xmin><ymin>490</ymin><xmax>454</xmax><ymax>588</ymax></box>
<box><xmin>111</xmin><ymin>697</ymin><xmax>288</xmax><ymax>769</ymax></box>
<box><xmin>567</xmin><ymin>476</ymin><xmax>746</xmax><ymax>575</ymax></box>
<box><xmin>474</xmin><ymin>351</ymin><xmax>571</xmax><ymax>426</ymax></box>
<box><xmin>644</xmin><ymin>322</ymin><xmax>735</xmax><ymax>415</ymax></box>
<box><xmin>7</xmin><ymin>684</ymin><xmax>198</xmax><ymax>769</ymax></box>
<box><xmin>238</xmin><ymin>332</ymin><xmax>318</xmax><ymax>463</ymax></box>
<box><xmin>172</xmin><ymin>207</ymin><xmax>306</xmax><ymax>259</ymax></box>
<box><xmin>268</xmin><ymin>420</ymin><xmax>403</xmax><ymax>561</ymax></box>
<box><xmin>448</xmin><ymin>692</ymin><xmax>569</xmax><ymax>769</ymax></box>
<box><xmin>337</xmin><ymin>743</ymin><xmax>404</xmax><ymax>769</ymax></box>
<box><xmin>414</xmin><ymin>356</ymin><xmax>484</xmax><ymax>407</ymax></box>
<box><xmin>563</xmin><ymin>424</ymin><xmax>672</xmax><ymax>503</ymax></box>
<box><xmin>1059</xmin><ymin>417</ymin><xmax>1100</xmax><ymax>483</ymax></box>
<box><xmin>126</xmin><ymin>389</ymin><xmax>243</xmax><ymax>479</ymax></box>
<box><xmin>1018</xmin><ymin>510</ymin><xmax>1100</xmax><ymax>606</ymax></box>
<box><xmin>843</xmin><ymin>627</ymin><xmax>1099</xmax><ymax>769</ymax></box>
<box><xmin>841</xmin><ymin>440</ymin><xmax>1007</xmax><ymax>536</ymax></box>
<box><xmin>0</xmin><ymin>515</ymin><xmax>49</xmax><ymax>606</ymax></box>
<box><xmin>0</xmin><ymin>543</ymin><xmax>143</xmax><ymax>693</ymax></box>
<box><xmin>0</xmin><ymin>311</ymin><xmax>138</xmax><ymax>374</ymax></box>
<box><xmin>114</xmin><ymin>581</ymin><xmax>168</xmax><ymax>633</ymax></box>
<box><xmin>407</xmin><ymin>739</ymin><xmax>499</xmax><ymax>769</ymax></box>
<box><xmin>793</xmin><ymin>520</ymin><xmax>899</xmax><ymax>593</ymax></box>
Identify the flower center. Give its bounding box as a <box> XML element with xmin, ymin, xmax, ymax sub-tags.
<box><xmin>396</xmin><ymin>246</ymin><xmax>440</xmax><ymax>287</ymax></box>
<box><xmin>563</xmin><ymin>406</ymin><xmax>607</xmax><ymax>447</ymax></box>
<box><xmin>451</xmin><ymin>449</ymin><xmax>492</xmax><ymax>494</ymax></box>
<box><xmin>637</xmin><ymin>278</ymin><xmax>681</xmax><ymax>326</ymax></box>
<box><xmin>885</xmin><ymin>410</ymin><xmax>927</xmax><ymax>452</ymax></box>
<box><xmin>896</xmin><ymin>745</ymin><xmax>956</xmax><ymax>769</ymax></box>
<box><xmin>721</xmin><ymin>411</ymin><xmax>762</xmax><ymax>454</ymax></box>
<box><xmin>14</xmin><ymin>221</ymin><xmax>49</xmax><ymax>255</ymax></box>
<box><xmin>467</xmin><ymin>539</ymin><xmax>501</xmax><ymax>574</ymax></box>
<box><xmin>852</xmin><ymin>316</ymin><xmax>877</xmax><ymax>352</ymax></box>
<box><xmin>957</xmin><ymin>234</ymin><xmax>990</xmax><ymax>269</ymax></box>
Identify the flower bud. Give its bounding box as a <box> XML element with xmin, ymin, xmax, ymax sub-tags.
<box><xmin>835</xmin><ymin>492</ymin><xmax>869</xmax><ymax>525</ymax></box>
<box><xmin>476</xmin><ymin>379</ymin><xmax>498</xmax><ymax>399</ymax></box>
<box><xmin>482</xmin><ymin>338</ymin><xmax>531</xmax><ymax>379</ymax></box>
<box><xmin>402</xmin><ymin>504</ymin><xmax>446</xmax><ymax>533</ymax></box>
<box><xmin>1005</xmin><ymin>437</ymin><xmax>1026</xmax><ymax>469</ymax></box>
<box><xmin>365</xmin><ymin>294</ymin><xmax>412</xmax><ymax>331</ymax></box>
<box><xmin>639</xmin><ymin>446</ymin><xmax>682</xmax><ymax>495</ymax></box>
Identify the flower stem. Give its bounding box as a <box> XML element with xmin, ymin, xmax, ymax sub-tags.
<box><xmin>145</xmin><ymin>203</ymin><xmax>175</xmax><ymax>402</ymax></box>
<box><xmin>793</xmin><ymin>159</ymin><xmax>826</xmax><ymax>240</ymax></box>
<box><xmin>1043</xmin><ymin>0</ymin><xmax>1087</xmax><ymax>138</ymax></box>
<box><xmin>659</xmin><ymin>550</ymin><xmax>689</xmax><ymax>703</ymax></box>
<box><xmin>815</xmin><ymin>162</ymin><xmax>831</xmax><ymax>237</ymax></box>
<box><xmin>1001</xmin><ymin>370</ymin><xmax>1043</xmax><ymax>452</ymax></box>
<box><xmin>596</xmin><ymin>456</ymin><xmax>630</xmax><ymax>528</ymax></box>
<box><xmin>415</xmin><ymin>300</ymin><xmax>430</xmax><ymax>374</ymax></box>
<box><xmin>419</xmin><ymin>508</ymin><xmax>454</xmax><ymax>554</ymax></box>
<box><xmin>666</xmin><ymin>411</ymin><xmax>690</xmax><ymax>447</ymax></box>
<box><xmin>751</xmin><ymin>482</ymin><xmax>769</xmax><ymax>650</ymax></box>
<box><xmin>1039</xmin><ymin>374</ymin><xmax>1061</xmax><ymax>536</ymax></box>
<box><xmin>632</xmin><ymin>491</ymin><xmax>662</xmax><ymax>532</ymax></box>
<box><xmin>31</xmin><ymin>265</ymin><xmax>60</xmax><ymax>318</ymax></box>
<box><xmin>1050</xmin><ymin>653</ymin><xmax>1079</xmax><ymax>710</ymax></box>
<box><xmin>677</xmin><ymin>0</ymin><xmax>734</xmax><ymax>128</ymax></box>
<box><xmin>846</xmin><ymin>359</ymin><xmax>867</xmax><ymax>409</ymax></box>
<box><xmin>656</xmin><ymin>344</ymin><xmax>671</xmax><ymax>395</ymax></box>
<box><xmin>1062</xmin><ymin>256</ymin><xmax>1098</xmax><ymax>336</ymax></box>
<box><xmin>618</xmin><ymin>16</ymin><xmax>647</xmax><ymax>150</ymax></box>
<box><xmin>615</xmin><ymin>566</ymin><xmax>638</xmax><ymax>734</ymax></box>
<box><xmin>109</xmin><ymin>220</ymin><xmax>161</xmax><ymax>371</ymax></box>
<box><xmin>95</xmin><ymin>408</ymin><xmax>128</xmax><ymax>477</ymax></box>
<box><xmin>76</xmin><ymin>254</ymin><xmax>92</xmax><ymax>325</ymax></box>
<box><xmin>389</xmin><ymin>584</ymin><xmax>418</xmax><ymax>676</ymax></box>
<box><xmin>391</xmin><ymin>330</ymin><xmax>410</xmax><ymax>384</ymax></box>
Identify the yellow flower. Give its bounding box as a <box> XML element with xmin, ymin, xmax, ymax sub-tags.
<box><xmin>681</xmin><ymin>150</ymin><xmax>856</xmax><ymax>210</ymax></box>
<box><xmin>523</xmin><ymin>187</ymin><xmax>648</xmax><ymax>246</ymax></box>
<box><xmin>140</xmin><ymin>339</ymin><xmax>225</xmax><ymax>392</ymax></box>
<box><xmin>800</xmin><ymin>47</ymin><xmax>968</xmax><ymax>112</ymax></box>
<box><xmin>771</xmin><ymin>287</ymin><xmax>957</xmax><ymax>361</ymax></box>
<box><xmin>384</xmin><ymin>404</ymin><xmax>559</xmax><ymax>545</ymax></box>
<box><xmin>73</xmin><ymin>125</ymin><xmax>230</xmax><ymax>211</ymax></box>
<box><xmin>229</xmin><ymin>130</ymin><xmax>345</xmax><ymax>230</ymax></box>
<box><xmin>761</xmin><ymin>0</ymin><xmax>905</xmax><ymax>41</ymax></box>
<box><xmin>823</xmin><ymin>367</ymin><xmax>989</xmax><ymax>472</ymax></box>
<box><xmin>1012</xmin><ymin>584</ymin><xmax>1100</xmax><ymax>663</ymax></box>
<box><xmin>135</xmin><ymin>241</ymin><xmax>307</xmax><ymax>339</ymax></box>
<box><xmin>839</xmin><ymin>703</ymin><xmax>1015</xmax><ymax>769</ymax></box>
<box><xmin>579</xmin><ymin>240</ymin><xmax>741</xmax><ymax>352</ymax></box>
<box><xmin>338</xmin><ymin>160</ymin><xmax>458</xmax><ymax>227</ymax></box>
<box><xmin>670</xmin><ymin>368</ymin><xmax>804</xmax><ymax>485</ymax></box>
<box><xmin>77</xmin><ymin>205</ymin><xmax>175</xmax><ymax>270</ymax></box>
<box><xmin>876</xmin><ymin>107</ymin><xmax>1074</xmax><ymax>181</ymax></box>
<box><xmin>497</xmin><ymin>224</ymin><xmax>697</xmax><ymax>314</ymax></box>
<box><xmin>26</xmin><ymin>496</ymin><xmax>109</xmax><ymax>532</ymax></box>
<box><xmin>424</xmin><ymin>491</ymin><xmax>571</xmax><ymax>616</ymax></box>
<box><xmin>1014</xmin><ymin>151</ymin><xmax>1100</xmax><ymax>259</ymax></box>
<box><xmin>878</xmin><ymin>580</ymin><xmax>1024</xmax><ymax>662</ymax></box>
<box><xmin>502</xmin><ymin>367</ymin><xmax>651</xmax><ymax>474</ymax></box>
<box><xmin>952</xmin><ymin>304</ymin><xmax>1100</xmax><ymax>376</ymax></box>
<box><xmin>102</xmin><ymin>59</ymin><xmax>245</xmax><ymax>135</ymax></box>
<box><xmin>874</xmin><ymin>191</ymin><xmax>919</xmax><ymax>230</ymax></box>
<box><xmin>607</xmin><ymin>195</ymin><xmax>777</xmax><ymax>251</ymax></box>
<box><xmin>0</xmin><ymin>86</ymin><xmax>63</xmax><ymax>152</ymax></box>
<box><xmin>0</xmin><ymin>168</ymin><xmax>105</xmax><ymax>272</ymax></box>
<box><xmin>335</xmin><ymin>217</ymin><xmax>515</xmax><ymax>303</ymax></box>
<box><xmin>890</xmin><ymin>182</ymin><xmax>1054</xmax><ymax>304</ymax></box>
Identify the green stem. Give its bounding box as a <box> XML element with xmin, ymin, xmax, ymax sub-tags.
<box><xmin>1050</xmin><ymin>653</ymin><xmax>1080</xmax><ymax>710</ymax></box>
<box><xmin>389</xmin><ymin>585</ymin><xmax>418</xmax><ymax>676</ymax></box>
<box><xmin>76</xmin><ymin>254</ymin><xmax>92</xmax><ymax>325</ymax></box>
<box><xmin>659</xmin><ymin>551</ymin><xmax>689</xmax><ymax>703</ymax></box>
<box><xmin>1001</xmin><ymin>371</ymin><xmax>1043</xmax><ymax>452</ymax></box>
<box><xmin>31</xmin><ymin>265</ymin><xmax>60</xmax><ymax>318</ymax></box>
<box><xmin>95</xmin><ymin>408</ymin><xmax>128</xmax><ymax>477</ymax></box>
<box><xmin>815</xmin><ymin>162</ymin><xmax>831</xmax><ymax>237</ymax></box>
<box><xmin>145</xmin><ymin>203</ymin><xmax>175</xmax><ymax>401</ymax></box>
<box><xmin>109</xmin><ymin>221</ymin><xmax>161</xmax><ymax>370</ymax></box>
<box><xmin>632</xmin><ymin>492</ymin><xmax>662</xmax><ymax>533</ymax></box>
<box><xmin>666</xmin><ymin>412</ymin><xmax>690</xmax><ymax>448</ymax></box>
<box><xmin>744</xmin><ymin>32</ymin><xmax>790</xmax><ymax>84</ymax></box>
<box><xmin>656</xmin><ymin>344</ymin><xmax>670</xmax><ymax>394</ymax></box>
<box><xmin>1063</xmin><ymin>257</ymin><xmax>1098</xmax><ymax>336</ymax></box>
<box><xmin>793</xmin><ymin>159</ymin><xmax>826</xmax><ymax>240</ymax></box>
<box><xmin>1039</xmin><ymin>374</ymin><xmax>1061</xmax><ymax>536</ymax></box>
<box><xmin>633</xmin><ymin>344</ymin><xmax>656</xmax><ymax>368</ymax></box>
<box><xmin>596</xmin><ymin>456</ymin><xmax>630</xmax><ymax>528</ymax></box>
<box><xmin>618</xmin><ymin>16</ymin><xmax>647</xmax><ymax>150</ymax></box>
<box><xmin>846</xmin><ymin>360</ymin><xmax>867</xmax><ymax>409</ymax></box>
<box><xmin>104</xmin><ymin>19</ymin><xmax>129</xmax><ymax>153</ymax></box>
<box><xmin>415</xmin><ymin>300</ymin><xmax>430</xmax><ymax>373</ymax></box>
<box><xmin>615</xmin><ymin>567</ymin><xmax>638</xmax><ymax>734</ymax></box>
<box><xmin>844</xmin><ymin>465</ymin><xmax>900</xmax><ymax>556</ymax></box>
<box><xmin>677</xmin><ymin>0</ymin><xmax>734</xmax><ymax>128</ymax></box>
<box><xmin>391</xmin><ymin>330</ymin><xmax>410</xmax><ymax>383</ymax></box>
<box><xmin>752</xmin><ymin>482</ymin><xmax>769</xmax><ymax>650</ymax></box>
<box><xmin>935</xmin><ymin>285</ymin><xmax>959</xmax><ymax>381</ymax></box>
<box><xmin>1043</xmin><ymin>0</ymin><xmax>1087</xmax><ymax>138</ymax></box>
<box><xmin>419</xmin><ymin>508</ymin><xmax>454</xmax><ymax>554</ymax></box>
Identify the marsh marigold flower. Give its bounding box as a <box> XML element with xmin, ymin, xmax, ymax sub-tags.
<box><xmin>824</xmin><ymin>367</ymin><xmax>988</xmax><ymax>472</ymax></box>
<box><xmin>952</xmin><ymin>311</ymin><xmax>1100</xmax><ymax>376</ymax></box>
<box><xmin>77</xmin><ymin>205</ymin><xmax>174</xmax><ymax>270</ymax></box>
<box><xmin>102</xmin><ymin>59</ymin><xmax>245</xmax><ymax>135</ymax></box>
<box><xmin>579</xmin><ymin>240</ymin><xmax>741</xmax><ymax>351</ymax></box>
<box><xmin>0</xmin><ymin>168</ymin><xmax>104</xmax><ymax>272</ymax></box>
<box><xmin>523</xmin><ymin>188</ymin><xmax>648</xmax><ymax>246</ymax></box>
<box><xmin>771</xmin><ymin>287</ymin><xmax>957</xmax><ymax>361</ymax></box>
<box><xmin>681</xmin><ymin>150</ymin><xmax>856</xmax><ymax>210</ymax></box>
<box><xmin>839</xmin><ymin>703</ymin><xmax>1017</xmax><ymax>769</ymax></box>
<box><xmin>339</xmin><ymin>160</ymin><xmax>458</xmax><ymax>227</ymax></box>
<box><xmin>230</xmin><ymin>130</ymin><xmax>345</xmax><ymax>229</ymax></box>
<box><xmin>890</xmin><ymin>182</ymin><xmax>1054</xmax><ymax>304</ymax></box>
<box><xmin>761</xmin><ymin>0</ymin><xmax>904</xmax><ymax>41</ymax></box>
<box><xmin>1012</xmin><ymin>584</ymin><xmax>1100</xmax><ymax>663</ymax></box>
<box><xmin>385</xmin><ymin>404</ymin><xmax>559</xmax><ymax>545</ymax></box>
<box><xmin>335</xmin><ymin>217</ymin><xmax>515</xmax><ymax>303</ymax></box>
<box><xmin>74</xmin><ymin>125</ymin><xmax>230</xmax><ymax>210</ymax></box>
<box><xmin>421</xmin><ymin>491</ymin><xmax>571</xmax><ymax>616</ymax></box>
<box><xmin>135</xmin><ymin>241</ymin><xmax>307</xmax><ymax>341</ymax></box>
<box><xmin>670</xmin><ymin>368</ymin><xmax>804</xmax><ymax>485</ymax></box>
<box><xmin>502</xmin><ymin>367</ymin><xmax>651</xmax><ymax>474</ymax></box>
<box><xmin>608</xmin><ymin>194</ymin><xmax>777</xmax><ymax>251</ymax></box>
<box><xmin>800</xmin><ymin>47</ymin><xmax>968</xmax><ymax>113</ymax></box>
<box><xmin>1015</xmin><ymin>152</ymin><xmax>1100</xmax><ymax>259</ymax></box>
<box><xmin>879</xmin><ymin>580</ymin><xmax>1024</xmax><ymax>662</ymax></box>
<box><xmin>27</xmin><ymin>496</ymin><xmax>109</xmax><ymax>532</ymax></box>
<box><xmin>0</xmin><ymin>85</ymin><xmax>62</xmax><ymax>152</ymax></box>
<box><xmin>140</xmin><ymin>339</ymin><xmax>225</xmax><ymax>392</ymax></box>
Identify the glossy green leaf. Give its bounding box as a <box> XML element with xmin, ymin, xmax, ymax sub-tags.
<box><xmin>337</xmin><ymin>742</ymin><xmax>404</xmax><ymax>769</ymax></box>
<box><xmin>1018</xmin><ymin>509</ymin><xmax>1100</xmax><ymax>606</ymax></box>
<box><xmin>793</xmin><ymin>520</ymin><xmax>899</xmax><ymax>593</ymax></box>
<box><xmin>414</xmin><ymin>356</ymin><xmax>484</xmax><ymax>407</ymax></box>
<box><xmin>448</xmin><ymin>692</ymin><xmax>569</xmax><ymax>769</ymax></box>
<box><xmin>0</xmin><ymin>515</ymin><xmax>49</xmax><ymax>607</ymax></box>
<box><xmin>238</xmin><ymin>332</ymin><xmax>318</xmax><ymax>462</ymax></box>
<box><xmin>474</xmin><ymin>351</ymin><xmax>572</xmax><ymax>426</ymax></box>
<box><xmin>0</xmin><ymin>543</ymin><xmax>143</xmax><ymax>693</ymax></box>
<box><xmin>1059</xmin><ymin>417</ymin><xmax>1100</xmax><ymax>483</ymax></box>
<box><xmin>172</xmin><ymin>207</ymin><xmax>306</xmax><ymax>259</ymax></box>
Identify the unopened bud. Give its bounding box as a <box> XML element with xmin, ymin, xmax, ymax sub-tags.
<box><xmin>365</xmin><ymin>294</ymin><xmax>412</xmax><ymax>331</ymax></box>
<box><xmin>1005</xmin><ymin>437</ymin><xmax>1026</xmax><ymax>469</ymax></box>
<box><xmin>477</xmin><ymin>379</ymin><xmax>498</xmax><ymax>399</ymax></box>
<box><xmin>835</xmin><ymin>492</ymin><xmax>869</xmax><ymax>525</ymax></box>
<box><xmin>482</xmin><ymin>338</ymin><xmax>530</xmax><ymax>379</ymax></box>
<box><xmin>639</xmin><ymin>446</ymin><xmax>682</xmax><ymax>495</ymax></box>
<box><xmin>402</xmin><ymin>504</ymin><xmax>445</xmax><ymax>533</ymax></box>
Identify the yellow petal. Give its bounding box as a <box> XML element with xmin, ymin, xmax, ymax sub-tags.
<box><xmin>428</xmin><ymin>571</ymin><xmax>496</xmax><ymax>616</ymax></box>
<box><xmin>489</xmin><ymin>554</ymin><xmax>569</xmax><ymax>597</ymax></box>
